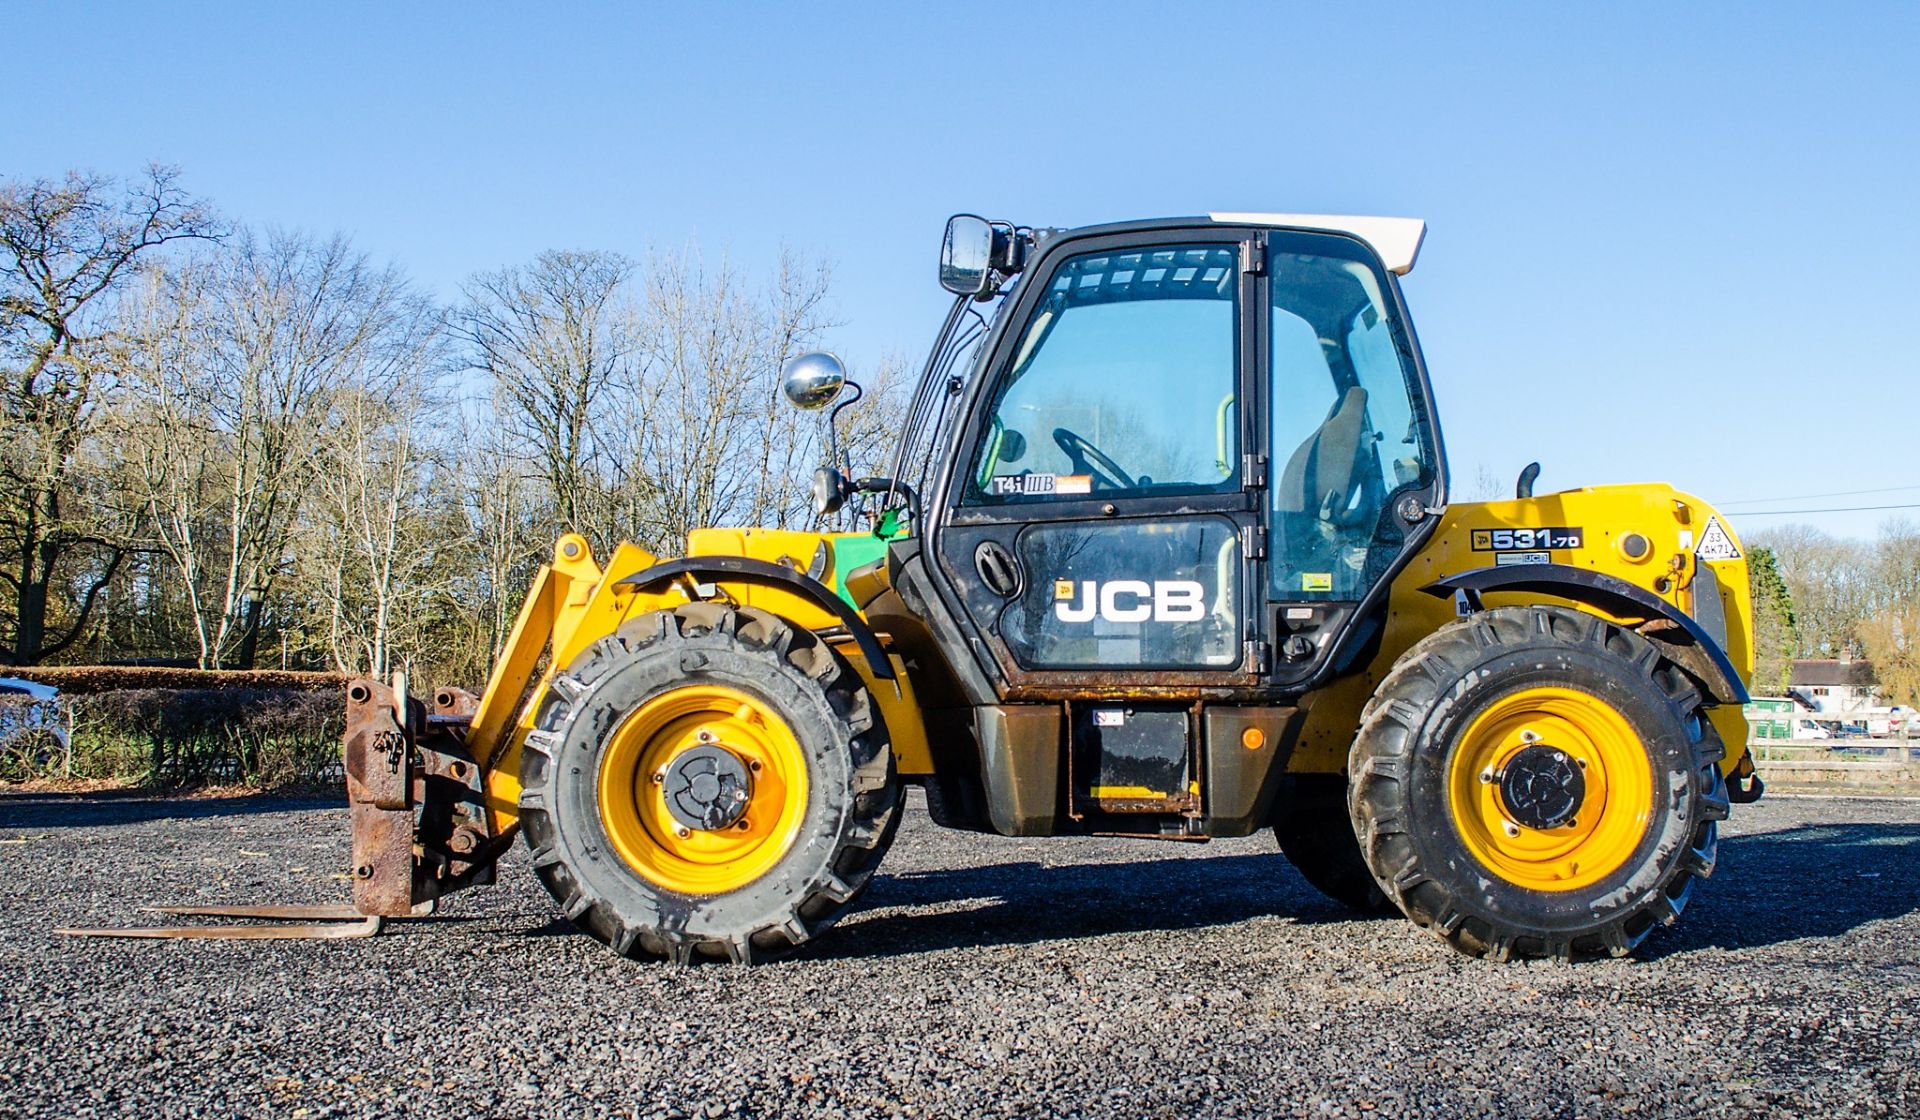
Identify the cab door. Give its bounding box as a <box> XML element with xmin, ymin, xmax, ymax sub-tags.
<box><xmin>930</xmin><ymin>229</ymin><xmax>1266</xmax><ymax>697</ymax></box>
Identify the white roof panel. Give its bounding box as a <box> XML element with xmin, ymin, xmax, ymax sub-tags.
<box><xmin>1208</xmin><ymin>213</ymin><xmax>1427</xmax><ymax>275</ymax></box>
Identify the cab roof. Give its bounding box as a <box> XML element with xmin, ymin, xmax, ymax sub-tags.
<box><xmin>1209</xmin><ymin>213</ymin><xmax>1425</xmax><ymax>275</ymax></box>
<box><xmin>1045</xmin><ymin>214</ymin><xmax>1427</xmax><ymax>277</ymax></box>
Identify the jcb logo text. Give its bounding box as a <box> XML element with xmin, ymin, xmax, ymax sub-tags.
<box><xmin>1053</xmin><ymin>580</ymin><xmax>1207</xmax><ymax>623</ymax></box>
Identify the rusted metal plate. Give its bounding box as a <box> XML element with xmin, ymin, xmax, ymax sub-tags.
<box><xmin>433</xmin><ymin>687</ymin><xmax>479</xmax><ymax>718</ymax></box>
<box><xmin>350</xmin><ymin>807</ymin><xmax>417</xmax><ymax>916</ymax></box>
<box><xmin>343</xmin><ymin>679</ymin><xmax>421</xmax><ymax>916</ymax></box>
<box><xmin>1091</xmin><ymin>793</ymin><xmax>1202</xmax><ymax>815</ymax></box>
<box><xmin>343</xmin><ymin>680</ymin><xmax>410</xmax><ymax>811</ymax></box>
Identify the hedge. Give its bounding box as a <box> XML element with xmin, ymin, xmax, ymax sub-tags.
<box><xmin>5</xmin><ymin>666</ymin><xmax>349</xmax><ymax>695</ymax></box>
<box><xmin>0</xmin><ymin>685</ymin><xmax>348</xmax><ymax>789</ymax></box>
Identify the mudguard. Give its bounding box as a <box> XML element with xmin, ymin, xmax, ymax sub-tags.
<box><xmin>618</xmin><ymin>555</ymin><xmax>895</xmax><ymax>680</ymax></box>
<box><xmin>1423</xmin><ymin>564</ymin><xmax>1749</xmax><ymax>705</ymax></box>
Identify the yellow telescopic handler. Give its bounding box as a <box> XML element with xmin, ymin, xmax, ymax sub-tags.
<box><xmin>67</xmin><ymin>213</ymin><xmax>1763</xmax><ymax>962</ymax></box>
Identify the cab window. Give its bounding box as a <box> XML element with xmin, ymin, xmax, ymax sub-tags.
<box><xmin>965</xmin><ymin>245</ymin><xmax>1240</xmax><ymax>503</ymax></box>
<box><xmin>1268</xmin><ymin>243</ymin><xmax>1435</xmax><ymax>600</ymax></box>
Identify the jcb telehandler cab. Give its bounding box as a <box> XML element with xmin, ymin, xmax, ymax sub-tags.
<box><xmin>71</xmin><ymin>213</ymin><xmax>1761</xmax><ymax>962</ymax></box>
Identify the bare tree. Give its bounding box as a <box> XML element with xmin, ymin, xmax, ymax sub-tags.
<box><xmin>1749</xmin><ymin>524</ymin><xmax>1874</xmax><ymax>658</ymax></box>
<box><xmin>116</xmin><ymin>230</ymin><xmax>421</xmax><ymax>668</ymax></box>
<box><xmin>304</xmin><ymin>318</ymin><xmax>446</xmax><ymax>679</ymax></box>
<box><xmin>451</xmin><ymin>250</ymin><xmax>636</xmax><ymax>554</ymax></box>
<box><xmin>0</xmin><ymin>165</ymin><xmax>218</xmax><ymax>663</ymax></box>
<box><xmin>435</xmin><ymin>400</ymin><xmax>550</xmax><ymax>684</ymax></box>
<box><xmin>624</xmin><ymin>246</ymin><xmax>911</xmax><ymax>549</ymax></box>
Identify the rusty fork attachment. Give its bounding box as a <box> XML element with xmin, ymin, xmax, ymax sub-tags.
<box><xmin>57</xmin><ymin>678</ymin><xmax>509</xmax><ymax>941</ymax></box>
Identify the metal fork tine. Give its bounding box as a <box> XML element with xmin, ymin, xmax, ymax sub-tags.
<box><xmin>56</xmin><ymin>915</ymin><xmax>384</xmax><ymax>940</ymax></box>
<box><xmin>139</xmin><ymin>904</ymin><xmax>367</xmax><ymax>921</ymax></box>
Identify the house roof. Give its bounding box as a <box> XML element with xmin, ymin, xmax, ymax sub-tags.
<box><xmin>1789</xmin><ymin>659</ymin><xmax>1878</xmax><ymax>687</ymax></box>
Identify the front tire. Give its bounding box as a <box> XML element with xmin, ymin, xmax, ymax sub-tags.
<box><xmin>1350</xmin><ymin>605</ymin><xmax>1728</xmax><ymax>961</ymax></box>
<box><xmin>518</xmin><ymin>604</ymin><xmax>900</xmax><ymax>964</ymax></box>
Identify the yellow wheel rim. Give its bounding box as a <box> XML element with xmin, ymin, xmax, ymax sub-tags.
<box><xmin>595</xmin><ymin>685</ymin><xmax>809</xmax><ymax>895</ymax></box>
<box><xmin>1446</xmin><ymin>686</ymin><xmax>1653</xmax><ymax>892</ymax></box>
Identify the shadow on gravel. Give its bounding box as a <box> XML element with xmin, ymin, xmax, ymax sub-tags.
<box><xmin>1644</xmin><ymin>821</ymin><xmax>1920</xmax><ymax>958</ymax></box>
<box><xmin>819</xmin><ymin>821</ymin><xmax>1920</xmax><ymax>961</ymax></box>
<box><xmin>0</xmin><ymin>793</ymin><xmax>341</xmax><ymax>831</ymax></box>
<box><xmin>809</xmin><ymin>852</ymin><xmax>1385</xmax><ymax>959</ymax></box>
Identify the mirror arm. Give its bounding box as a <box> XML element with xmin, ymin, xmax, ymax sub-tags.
<box><xmin>851</xmin><ymin>476</ymin><xmax>920</xmax><ymax>530</ymax></box>
<box><xmin>825</xmin><ymin>379</ymin><xmax>864</xmax><ymax>468</ymax></box>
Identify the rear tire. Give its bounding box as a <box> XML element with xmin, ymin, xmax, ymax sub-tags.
<box><xmin>518</xmin><ymin>604</ymin><xmax>901</xmax><ymax>964</ymax></box>
<box><xmin>1273</xmin><ymin>775</ymin><xmax>1394</xmax><ymax>913</ymax></box>
<box><xmin>1349</xmin><ymin>605</ymin><xmax>1728</xmax><ymax>961</ymax></box>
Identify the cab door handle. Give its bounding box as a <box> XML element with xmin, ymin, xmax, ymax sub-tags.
<box><xmin>973</xmin><ymin>541</ymin><xmax>1023</xmax><ymax>598</ymax></box>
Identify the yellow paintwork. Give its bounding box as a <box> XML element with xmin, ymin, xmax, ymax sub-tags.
<box><xmin>473</xmin><ymin>530</ymin><xmax>936</xmax><ymax>841</ymax></box>
<box><xmin>469</xmin><ymin>484</ymin><xmax>1752</xmax><ymax>840</ymax></box>
<box><xmin>1288</xmin><ymin>483</ymin><xmax>1755</xmax><ymax>778</ymax></box>
<box><xmin>595</xmin><ymin>684</ymin><xmax>810</xmax><ymax>895</ymax></box>
<box><xmin>1446</xmin><ymin>686</ymin><xmax>1654</xmax><ymax>891</ymax></box>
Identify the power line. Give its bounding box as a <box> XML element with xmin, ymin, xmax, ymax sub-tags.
<box><xmin>1718</xmin><ymin>483</ymin><xmax>1920</xmax><ymax>506</ymax></box>
<box><xmin>1727</xmin><ymin>502</ymin><xmax>1920</xmax><ymax>517</ymax></box>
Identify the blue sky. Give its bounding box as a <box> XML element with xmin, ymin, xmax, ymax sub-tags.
<box><xmin>10</xmin><ymin>3</ymin><xmax>1917</xmax><ymax>538</ymax></box>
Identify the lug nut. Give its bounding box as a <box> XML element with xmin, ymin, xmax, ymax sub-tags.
<box><xmin>748</xmin><ymin>760</ymin><xmax>762</xmax><ymax>773</ymax></box>
<box><xmin>696</xmin><ymin>728</ymin><xmax>716</xmax><ymax>744</ymax></box>
<box><xmin>674</xmin><ymin>826</ymin><xmax>691</xmax><ymax>838</ymax></box>
<box><xmin>1520</xmin><ymin>730</ymin><xmax>1540</xmax><ymax>743</ymax></box>
<box><xmin>735</xmin><ymin>820</ymin><xmax>751</xmax><ymax>831</ymax></box>
<box><xmin>651</xmin><ymin>769</ymin><xmax>665</xmax><ymax>784</ymax></box>
<box><xmin>1502</xmin><ymin>821</ymin><xmax>1521</xmax><ymax>838</ymax></box>
<box><xmin>1566</xmin><ymin>818</ymin><xmax>1578</xmax><ymax>829</ymax></box>
<box><xmin>1479</xmin><ymin>768</ymin><xmax>1496</xmax><ymax>784</ymax></box>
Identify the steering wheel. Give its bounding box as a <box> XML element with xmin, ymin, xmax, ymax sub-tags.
<box><xmin>1052</xmin><ymin>427</ymin><xmax>1137</xmax><ymax>490</ymax></box>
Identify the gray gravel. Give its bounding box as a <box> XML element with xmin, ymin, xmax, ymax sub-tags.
<box><xmin>1</xmin><ymin>789</ymin><xmax>1916</xmax><ymax>1119</ymax></box>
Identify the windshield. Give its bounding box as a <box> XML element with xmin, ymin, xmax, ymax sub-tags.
<box><xmin>964</xmin><ymin>245</ymin><xmax>1241</xmax><ymax>503</ymax></box>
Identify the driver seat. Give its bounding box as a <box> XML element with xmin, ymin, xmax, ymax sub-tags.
<box><xmin>1276</xmin><ymin>385</ymin><xmax>1370</xmax><ymax>525</ymax></box>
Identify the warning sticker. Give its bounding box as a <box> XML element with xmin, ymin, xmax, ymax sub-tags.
<box><xmin>1695</xmin><ymin>516</ymin><xmax>1742</xmax><ymax>561</ymax></box>
<box><xmin>1053</xmin><ymin>579</ymin><xmax>1076</xmax><ymax>600</ymax></box>
<box><xmin>1301</xmin><ymin>572</ymin><xmax>1333</xmax><ymax>592</ymax></box>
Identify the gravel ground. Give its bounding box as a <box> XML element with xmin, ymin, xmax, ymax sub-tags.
<box><xmin>1</xmin><ymin>789</ymin><xmax>1916</xmax><ymax>1120</ymax></box>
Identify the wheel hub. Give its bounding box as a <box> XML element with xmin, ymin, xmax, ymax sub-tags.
<box><xmin>1497</xmin><ymin>743</ymin><xmax>1586</xmax><ymax>831</ymax></box>
<box><xmin>662</xmin><ymin>744</ymin><xmax>753</xmax><ymax>831</ymax></box>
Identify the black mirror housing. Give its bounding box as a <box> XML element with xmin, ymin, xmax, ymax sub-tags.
<box><xmin>811</xmin><ymin>466</ymin><xmax>849</xmax><ymax>517</ymax></box>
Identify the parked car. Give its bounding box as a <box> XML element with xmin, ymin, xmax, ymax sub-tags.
<box><xmin>0</xmin><ymin>677</ymin><xmax>68</xmax><ymax>779</ymax></box>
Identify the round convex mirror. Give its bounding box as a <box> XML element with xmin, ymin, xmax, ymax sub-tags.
<box><xmin>781</xmin><ymin>351</ymin><xmax>847</xmax><ymax>410</ymax></box>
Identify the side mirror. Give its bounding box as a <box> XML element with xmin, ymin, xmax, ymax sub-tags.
<box><xmin>781</xmin><ymin>351</ymin><xmax>847</xmax><ymax>410</ymax></box>
<box><xmin>940</xmin><ymin>214</ymin><xmax>994</xmax><ymax>296</ymax></box>
<box><xmin>811</xmin><ymin>466</ymin><xmax>849</xmax><ymax>516</ymax></box>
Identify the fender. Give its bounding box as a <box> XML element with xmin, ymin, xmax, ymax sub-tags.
<box><xmin>1422</xmin><ymin>564</ymin><xmax>1748</xmax><ymax>705</ymax></box>
<box><xmin>618</xmin><ymin>556</ymin><xmax>895</xmax><ymax>681</ymax></box>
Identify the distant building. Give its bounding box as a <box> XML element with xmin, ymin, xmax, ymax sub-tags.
<box><xmin>1788</xmin><ymin>655</ymin><xmax>1879</xmax><ymax>713</ymax></box>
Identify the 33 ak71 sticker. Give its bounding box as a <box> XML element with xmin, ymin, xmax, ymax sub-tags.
<box><xmin>1470</xmin><ymin>526</ymin><xmax>1583</xmax><ymax>551</ymax></box>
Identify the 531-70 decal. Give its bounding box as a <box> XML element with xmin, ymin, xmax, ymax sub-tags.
<box><xmin>1470</xmin><ymin>526</ymin><xmax>1583</xmax><ymax>551</ymax></box>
